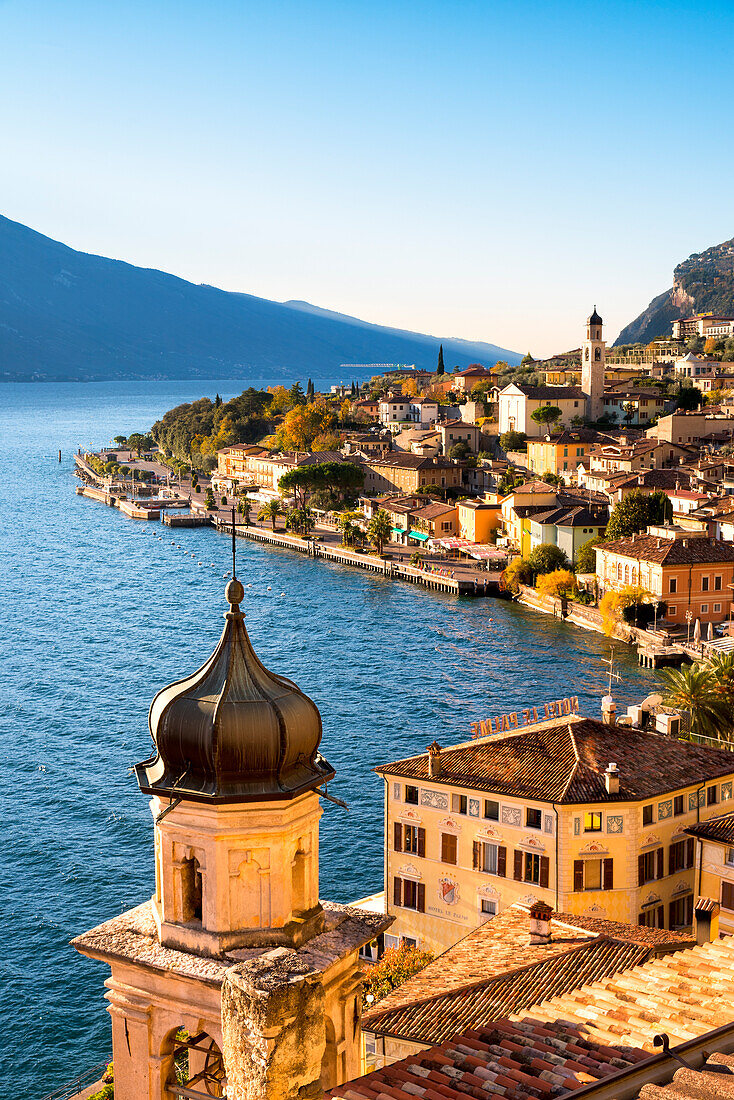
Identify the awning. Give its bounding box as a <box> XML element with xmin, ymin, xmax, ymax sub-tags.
<box><xmin>390</xmin><ymin>526</ymin><xmax>406</xmax><ymax>535</ymax></box>
<box><xmin>428</xmin><ymin>537</ymin><xmax>507</xmax><ymax>560</ymax></box>
<box><xmin>408</xmin><ymin>530</ymin><xmax>429</xmax><ymax>542</ymax></box>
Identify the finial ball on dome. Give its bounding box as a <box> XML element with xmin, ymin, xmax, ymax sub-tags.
<box><xmin>226</xmin><ymin>577</ymin><xmax>245</xmax><ymax>608</ymax></box>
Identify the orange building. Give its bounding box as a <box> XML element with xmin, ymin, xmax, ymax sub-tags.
<box><xmin>596</xmin><ymin>529</ymin><xmax>734</xmax><ymax>625</ymax></box>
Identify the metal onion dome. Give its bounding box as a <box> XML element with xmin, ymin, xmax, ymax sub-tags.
<box><xmin>588</xmin><ymin>306</ymin><xmax>603</xmax><ymax>326</ymax></box>
<box><xmin>136</xmin><ymin>577</ymin><xmax>334</xmax><ymax>803</ymax></box>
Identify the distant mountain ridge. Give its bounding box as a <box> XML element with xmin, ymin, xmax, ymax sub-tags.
<box><xmin>616</xmin><ymin>237</ymin><xmax>734</xmax><ymax>345</ymax></box>
<box><xmin>0</xmin><ymin>215</ymin><xmax>521</xmax><ymax>381</ymax></box>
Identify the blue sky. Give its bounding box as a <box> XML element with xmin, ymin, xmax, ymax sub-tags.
<box><xmin>2</xmin><ymin>0</ymin><xmax>733</xmax><ymax>356</ymax></box>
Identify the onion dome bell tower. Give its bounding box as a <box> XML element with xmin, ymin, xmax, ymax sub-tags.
<box><xmin>581</xmin><ymin>305</ymin><xmax>606</xmax><ymax>423</ymax></box>
<box><xmin>136</xmin><ymin>577</ymin><xmax>335</xmax><ymax>956</ymax></box>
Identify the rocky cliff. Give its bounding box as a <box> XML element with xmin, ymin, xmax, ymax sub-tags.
<box><xmin>615</xmin><ymin>237</ymin><xmax>734</xmax><ymax>345</ymax></box>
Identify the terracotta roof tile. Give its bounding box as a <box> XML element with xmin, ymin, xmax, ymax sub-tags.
<box><xmin>375</xmin><ymin>715</ymin><xmax>734</xmax><ymax>803</ymax></box>
<box><xmin>686</xmin><ymin>810</ymin><xmax>734</xmax><ymax>845</ymax></box>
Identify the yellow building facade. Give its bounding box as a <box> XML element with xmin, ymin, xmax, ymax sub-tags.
<box><xmin>526</xmin><ymin>436</ymin><xmax>592</xmax><ymax>479</ymax></box>
<box><xmin>377</xmin><ymin>715</ymin><xmax>734</xmax><ymax>955</ymax></box>
<box><xmin>687</xmin><ymin>812</ymin><xmax>734</xmax><ymax>936</ymax></box>
<box><xmin>457</xmin><ymin>499</ymin><xmax>500</xmax><ymax>543</ymax></box>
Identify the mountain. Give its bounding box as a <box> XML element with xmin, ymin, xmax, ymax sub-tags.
<box><xmin>0</xmin><ymin>215</ymin><xmax>520</xmax><ymax>382</ymax></box>
<box><xmin>615</xmin><ymin>237</ymin><xmax>734</xmax><ymax>345</ymax></box>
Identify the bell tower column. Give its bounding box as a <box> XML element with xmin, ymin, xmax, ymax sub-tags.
<box><xmin>581</xmin><ymin>306</ymin><xmax>606</xmax><ymax>422</ymax></box>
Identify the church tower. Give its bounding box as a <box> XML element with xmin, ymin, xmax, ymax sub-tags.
<box><xmin>74</xmin><ymin>572</ymin><xmax>389</xmax><ymax>1100</ymax></box>
<box><xmin>581</xmin><ymin>306</ymin><xmax>605</xmax><ymax>422</ymax></box>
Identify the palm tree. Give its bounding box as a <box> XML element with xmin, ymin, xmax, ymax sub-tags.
<box><xmin>241</xmin><ymin>497</ymin><xmax>252</xmax><ymax>526</ymax></box>
<box><xmin>658</xmin><ymin>664</ymin><xmax>728</xmax><ymax>740</ymax></box>
<box><xmin>367</xmin><ymin>509</ymin><xmax>393</xmax><ymax>555</ymax></box>
<box><xmin>705</xmin><ymin>652</ymin><xmax>734</xmax><ymax>738</ymax></box>
<box><xmin>258</xmin><ymin>499</ymin><xmax>283</xmax><ymax>531</ymax></box>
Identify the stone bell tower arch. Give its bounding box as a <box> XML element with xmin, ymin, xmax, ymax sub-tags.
<box><xmin>73</xmin><ymin>576</ymin><xmax>391</xmax><ymax>1100</ymax></box>
<box><xmin>581</xmin><ymin>305</ymin><xmax>606</xmax><ymax>422</ymax></box>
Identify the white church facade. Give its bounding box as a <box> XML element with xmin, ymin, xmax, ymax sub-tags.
<box><xmin>498</xmin><ymin>308</ymin><xmax>606</xmax><ymax>437</ymax></box>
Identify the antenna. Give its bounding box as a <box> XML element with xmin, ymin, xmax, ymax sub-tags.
<box><xmin>602</xmin><ymin>649</ymin><xmax>622</xmax><ymax>695</ymax></box>
<box><xmin>231</xmin><ymin>504</ymin><xmax>237</xmax><ymax>579</ymax></box>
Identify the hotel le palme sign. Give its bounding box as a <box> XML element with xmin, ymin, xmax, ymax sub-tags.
<box><xmin>471</xmin><ymin>696</ymin><xmax>579</xmax><ymax>738</ymax></box>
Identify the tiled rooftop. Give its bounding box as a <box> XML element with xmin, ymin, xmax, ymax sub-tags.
<box><xmin>599</xmin><ymin>534</ymin><xmax>734</xmax><ymax>565</ymax></box>
<box><xmin>636</xmin><ymin>1052</ymin><xmax>734</xmax><ymax>1098</ymax></box>
<box><xmin>332</xmin><ymin>938</ymin><xmax>734</xmax><ymax>1100</ymax></box>
<box><xmin>375</xmin><ymin>715</ymin><xmax>734</xmax><ymax>803</ymax></box>
<box><xmin>686</xmin><ymin>810</ymin><xmax>734</xmax><ymax>845</ymax></box>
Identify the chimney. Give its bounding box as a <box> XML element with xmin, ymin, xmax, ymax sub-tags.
<box><xmin>529</xmin><ymin>901</ymin><xmax>553</xmax><ymax>945</ymax></box>
<box><xmin>601</xmin><ymin>695</ymin><xmax>617</xmax><ymax>725</ymax></box>
<box><xmin>694</xmin><ymin>897</ymin><xmax>720</xmax><ymax>945</ymax></box>
<box><xmin>605</xmin><ymin>762</ymin><xmax>620</xmax><ymax>794</ymax></box>
<box><xmin>427</xmin><ymin>740</ymin><xmax>442</xmax><ymax>778</ymax></box>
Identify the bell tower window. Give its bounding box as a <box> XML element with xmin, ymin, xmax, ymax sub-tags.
<box><xmin>181</xmin><ymin>856</ymin><xmax>202</xmax><ymax>923</ymax></box>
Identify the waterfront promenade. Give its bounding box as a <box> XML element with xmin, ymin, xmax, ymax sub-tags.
<box><xmin>74</xmin><ymin>451</ymin><xmax>502</xmax><ymax>597</ymax></box>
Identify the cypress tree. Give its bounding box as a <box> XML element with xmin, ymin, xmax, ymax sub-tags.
<box><xmin>437</xmin><ymin>345</ymin><xmax>445</xmax><ymax>375</ymax></box>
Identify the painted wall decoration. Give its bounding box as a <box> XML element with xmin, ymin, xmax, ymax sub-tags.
<box><xmin>658</xmin><ymin>799</ymin><xmax>672</xmax><ymax>820</ymax></box>
<box><xmin>501</xmin><ymin>806</ymin><xmax>522</xmax><ymax>828</ymax></box>
<box><xmin>607</xmin><ymin>815</ymin><xmax>623</xmax><ymax>834</ymax></box>
<box><xmin>672</xmin><ymin>879</ymin><xmax>693</xmax><ymax>896</ymax></box>
<box><xmin>421</xmin><ymin>789</ymin><xmax>448</xmax><ymax>810</ymax></box>
<box><xmin>574</xmin><ymin>817</ymin><xmax>581</xmax><ymax>836</ymax></box>
<box><xmin>689</xmin><ymin>792</ymin><xmax>698</xmax><ymax>811</ymax></box>
<box><xmin>398</xmin><ymin>808</ymin><xmax>423</xmax><ymax>825</ymax></box>
<box><xmin>398</xmin><ymin>863</ymin><xmax>421</xmax><ymax>880</ymax></box>
<box><xmin>544</xmin><ymin>815</ymin><xmax>554</xmax><ymax>835</ymax></box>
<box><xmin>438</xmin><ymin>877</ymin><xmax>460</xmax><ymax>905</ymax></box>
<box><xmin>520</xmin><ymin>834</ymin><xmax>546</xmax><ymax>852</ymax></box>
<box><xmin>393</xmin><ymin>783</ymin><xmax>401</xmax><ymax>801</ymax></box>
<box><xmin>517</xmin><ymin>894</ymin><xmax>540</xmax><ymax>906</ymax></box>
<box><xmin>477</xmin><ymin>882</ymin><xmax>500</xmax><ymax>898</ymax></box>
<box><xmin>578</xmin><ymin>840</ymin><xmax>609</xmax><ymax>855</ymax></box>
<box><xmin>437</xmin><ymin>816</ymin><xmax>462</xmax><ymax>833</ymax></box>
<box><xmin>641</xmin><ymin>892</ymin><xmax>662</xmax><ymax>907</ymax></box>
<box><xmin>641</xmin><ymin>833</ymin><xmax>662</xmax><ymax>848</ymax></box>
<box><xmin>723</xmin><ymin>781</ymin><xmax>733</xmax><ymax>802</ymax></box>
<box><xmin>477</xmin><ymin>824</ymin><xmax>503</xmax><ymax>841</ymax></box>
<box><xmin>469</xmin><ymin>799</ymin><xmax>480</xmax><ymax>818</ymax></box>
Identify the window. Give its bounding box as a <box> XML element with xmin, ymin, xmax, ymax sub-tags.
<box><xmin>526</xmin><ymin>807</ymin><xmax>542</xmax><ymax>830</ymax></box>
<box><xmin>669</xmin><ymin>577</ymin><xmax>677</xmax><ymax>594</ymax></box>
<box><xmin>638</xmin><ymin>847</ymin><xmax>664</xmax><ymax>885</ymax></box>
<box><xmin>452</xmin><ymin>794</ymin><xmax>468</xmax><ymax>815</ymax></box>
<box><xmin>723</xmin><ymin>881</ymin><xmax>734</xmax><ymax>911</ymax></box>
<box><xmin>473</xmin><ymin>840</ymin><xmax>506</xmax><ymax>876</ymax></box>
<box><xmin>673</xmin><ymin>795</ymin><xmax>685</xmax><ymax>816</ymax></box>
<box><xmin>669</xmin><ymin>606</ymin><xmax>677</xmax><ymax>616</ymax></box>
<box><xmin>669</xmin><ymin>838</ymin><xmax>695</xmax><ymax>874</ymax></box>
<box><xmin>643</xmin><ymin>804</ymin><xmax>655</xmax><ymax>826</ymax></box>
<box><xmin>441</xmin><ymin>833</ymin><xmax>458</xmax><ymax>865</ymax></box>
<box><xmin>393</xmin><ymin>822</ymin><xmax>426</xmax><ymax>856</ymax></box>
<box><xmin>708</xmin><ymin>786</ymin><xmax>719</xmax><ymax>806</ymax></box>
<box><xmin>480</xmin><ymin>898</ymin><xmax>497</xmax><ymax>920</ymax></box>
<box><xmin>701</xmin><ymin>604</ymin><xmax>708</xmax><ymax>614</ymax></box>
<box><xmin>574</xmin><ymin>857</ymin><xmax>613</xmax><ymax>891</ymax></box>
<box><xmin>669</xmin><ymin>894</ymin><xmax>694</xmax><ymax>929</ymax></box>
<box><xmin>715</xmin><ymin>576</ymin><xmax>723</xmax><ymax>591</ymax></box>
<box><xmin>715</xmin><ymin>603</ymin><xmax>722</xmax><ymax>613</ymax></box>
<box><xmin>512</xmin><ymin>849</ymin><xmax>549</xmax><ymax>886</ymax></box>
<box><xmin>702</xmin><ymin>576</ymin><xmax>710</xmax><ymax>592</ymax></box>
<box><xmin>584</xmin><ymin>812</ymin><xmax>602</xmax><ymax>833</ymax></box>
<box><xmin>180</xmin><ymin>856</ymin><xmax>203</xmax><ymax>922</ymax></box>
<box><xmin>405</xmin><ymin>785</ymin><xmax>419</xmax><ymax>805</ymax></box>
<box><xmin>726</xmin><ymin>848</ymin><xmax>734</xmax><ymax>867</ymax></box>
<box><xmin>638</xmin><ymin>905</ymin><xmax>664</xmax><ymax>929</ymax></box>
<box><xmin>393</xmin><ymin>877</ymin><xmax>425</xmax><ymax>912</ymax></box>
<box><xmin>484</xmin><ymin>799</ymin><xmax>499</xmax><ymax>821</ymax></box>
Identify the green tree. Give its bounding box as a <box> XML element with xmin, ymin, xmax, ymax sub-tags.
<box><xmin>530</xmin><ymin>406</ymin><xmax>562</xmax><ymax>431</ymax></box>
<box><xmin>499</xmin><ymin>430</ymin><xmax>527</xmax><ymax>453</ymax></box>
<box><xmin>367</xmin><ymin>509</ymin><xmax>392</xmax><ymax>554</ymax></box>
<box><xmin>622</xmin><ymin>401</ymin><xmax>636</xmax><ymax>427</ymax></box>
<box><xmin>501</xmin><ymin>556</ymin><xmax>533</xmax><ymax>593</ymax></box>
<box><xmin>127</xmin><ymin>432</ymin><xmax>148</xmax><ymax>455</ymax></box>
<box><xmin>113</xmin><ymin>435</ymin><xmax>127</xmax><ymax>445</ymax></box>
<box><xmin>520</xmin><ymin>353</ymin><xmax>534</xmax><ymax>365</ymax></box>
<box><xmin>286</xmin><ymin>506</ymin><xmax>315</xmax><ymax>536</ymax></box>
<box><xmin>677</xmin><ymin>385</ymin><xmax>703</xmax><ymax>411</ymax></box>
<box><xmin>205</xmin><ymin>488</ymin><xmax>215</xmax><ymax>510</ymax></box>
<box><xmin>448</xmin><ymin>440</ymin><xmax>471</xmax><ymax>459</ymax></box>
<box><xmin>288</xmin><ymin>381</ymin><xmax>306</xmax><ymax>407</ymax></box>
<box><xmin>527</xmin><ymin>543</ymin><xmax>569</xmax><ymax>577</ymax></box>
<box><xmin>606</xmin><ymin>489</ymin><xmax>672</xmax><ymax>539</ymax></box>
<box><xmin>437</xmin><ymin>344</ymin><xmax>445</xmax><ymax>375</ymax></box>
<box><xmin>576</xmin><ymin>536</ymin><xmax>605</xmax><ymax>574</ymax></box>
<box><xmin>258</xmin><ymin>499</ymin><xmax>284</xmax><ymax>531</ymax></box>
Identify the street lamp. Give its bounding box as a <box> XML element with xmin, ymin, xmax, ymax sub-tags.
<box><xmin>686</xmin><ymin>609</ymin><xmax>693</xmax><ymax>646</ymax></box>
<box><xmin>653</xmin><ymin>598</ymin><xmax>660</xmax><ymax>633</ymax></box>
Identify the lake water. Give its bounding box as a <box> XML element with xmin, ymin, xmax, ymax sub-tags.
<box><xmin>0</xmin><ymin>380</ymin><xmax>658</xmax><ymax>1099</ymax></box>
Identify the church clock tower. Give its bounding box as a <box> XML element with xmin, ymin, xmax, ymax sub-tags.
<box><xmin>581</xmin><ymin>306</ymin><xmax>605</xmax><ymax>422</ymax></box>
